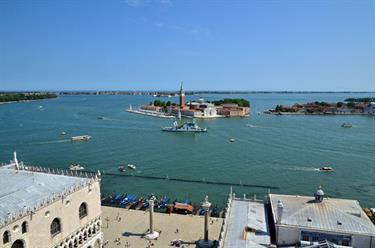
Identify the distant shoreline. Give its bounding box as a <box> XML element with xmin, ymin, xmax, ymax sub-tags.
<box><xmin>2</xmin><ymin>91</ymin><xmax>375</xmax><ymax>95</ymax></box>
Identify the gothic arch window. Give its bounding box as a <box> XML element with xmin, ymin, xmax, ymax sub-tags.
<box><xmin>50</xmin><ymin>218</ymin><xmax>62</xmax><ymax>236</ymax></box>
<box><xmin>21</xmin><ymin>221</ymin><xmax>28</xmax><ymax>234</ymax></box>
<box><xmin>11</xmin><ymin>239</ymin><xmax>24</xmax><ymax>248</ymax></box>
<box><xmin>3</xmin><ymin>230</ymin><xmax>10</xmax><ymax>244</ymax></box>
<box><xmin>79</xmin><ymin>203</ymin><xmax>88</xmax><ymax>219</ymax></box>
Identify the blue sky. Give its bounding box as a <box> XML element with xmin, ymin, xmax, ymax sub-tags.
<box><xmin>0</xmin><ymin>0</ymin><xmax>374</xmax><ymax>91</ymax></box>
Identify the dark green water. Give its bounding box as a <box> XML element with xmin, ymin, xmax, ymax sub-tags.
<box><xmin>0</xmin><ymin>94</ymin><xmax>374</xmax><ymax>207</ymax></box>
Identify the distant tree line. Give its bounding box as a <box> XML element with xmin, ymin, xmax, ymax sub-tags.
<box><xmin>211</xmin><ymin>98</ymin><xmax>250</xmax><ymax>107</ymax></box>
<box><xmin>313</xmin><ymin>101</ymin><xmax>331</xmax><ymax>107</ymax></box>
<box><xmin>0</xmin><ymin>93</ymin><xmax>57</xmax><ymax>103</ymax></box>
<box><xmin>345</xmin><ymin>97</ymin><xmax>375</xmax><ymax>103</ymax></box>
<box><xmin>151</xmin><ymin>100</ymin><xmax>177</xmax><ymax>107</ymax></box>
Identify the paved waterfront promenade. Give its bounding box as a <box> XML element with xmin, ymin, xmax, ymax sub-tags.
<box><xmin>101</xmin><ymin>206</ymin><xmax>223</xmax><ymax>248</ymax></box>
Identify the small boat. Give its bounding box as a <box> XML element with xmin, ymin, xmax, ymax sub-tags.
<box><xmin>229</xmin><ymin>138</ymin><xmax>235</xmax><ymax>142</ymax></box>
<box><xmin>61</xmin><ymin>131</ymin><xmax>66</xmax><ymax>135</ymax></box>
<box><xmin>162</xmin><ymin>120</ymin><xmax>207</xmax><ymax>133</ymax></box>
<box><xmin>319</xmin><ymin>167</ymin><xmax>334</xmax><ymax>172</ymax></box>
<box><xmin>71</xmin><ymin>135</ymin><xmax>91</xmax><ymax>141</ymax></box>
<box><xmin>341</xmin><ymin>123</ymin><xmax>352</xmax><ymax>128</ymax></box>
<box><xmin>118</xmin><ymin>166</ymin><xmax>125</xmax><ymax>172</ymax></box>
<box><xmin>69</xmin><ymin>163</ymin><xmax>84</xmax><ymax>171</ymax></box>
<box><xmin>97</xmin><ymin>116</ymin><xmax>104</xmax><ymax>120</ymax></box>
<box><xmin>128</xmin><ymin>164</ymin><xmax>136</xmax><ymax>170</ymax></box>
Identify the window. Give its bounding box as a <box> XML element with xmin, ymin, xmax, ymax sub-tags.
<box><xmin>21</xmin><ymin>222</ymin><xmax>28</xmax><ymax>234</ymax></box>
<box><xmin>79</xmin><ymin>203</ymin><xmax>88</xmax><ymax>219</ymax></box>
<box><xmin>11</xmin><ymin>239</ymin><xmax>24</xmax><ymax>248</ymax></box>
<box><xmin>302</xmin><ymin>235</ymin><xmax>309</xmax><ymax>241</ymax></box>
<box><xmin>3</xmin><ymin>231</ymin><xmax>10</xmax><ymax>244</ymax></box>
<box><xmin>50</xmin><ymin>218</ymin><xmax>61</xmax><ymax>236</ymax></box>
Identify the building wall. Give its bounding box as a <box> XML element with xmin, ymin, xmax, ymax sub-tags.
<box><xmin>352</xmin><ymin>235</ymin><xmax>375</xmax><ymax>248</ymax></box>
<box><xmin>276</xmin><ymin>225</ymin><xmax>299</xmax><ymax>246</ymax></box>
<box><xmin>0</xmin><ymin>180</ymin><xmax>102</xmax><ymax>248</ymax></box>
<box><xmin>276</xmin><ymin>225</ymin><xmax>374</xmax><ymax>248</ymax></box>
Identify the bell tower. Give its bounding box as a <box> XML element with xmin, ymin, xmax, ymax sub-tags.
<box><xmin>179</xmin><ymin>81</ymin><xmax>186</xmax><ymax>108</ymax></box>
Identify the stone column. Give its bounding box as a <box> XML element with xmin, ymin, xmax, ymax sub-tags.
<box><xmin>202</xmin><ymin>196</ymin><xmax>211</xmax><ymax>242</ymax></box>
<box><xmin>197</xmin><ymin>196</ymin><xmax>213</xmax><ymax>247</ymax></box>
<box><xmin>149</xmin><ymin>199</ymin><xmax>154</xmax><ymax>233</ymax></box>
<box><xmin>145</xmin><ymin>197</ymin><xmax>159</xmax><ymax>240</ymax></box>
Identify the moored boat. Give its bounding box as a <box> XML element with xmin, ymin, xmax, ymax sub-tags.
<box><xmin>118</xmin><ymin>166</ymin><xmax>125</xmax><ymax>172</ymax></box>
<box><xmin>69</xmin><ymin>163</ymin><xmax>84</xmax><ymax>171</ymax></box>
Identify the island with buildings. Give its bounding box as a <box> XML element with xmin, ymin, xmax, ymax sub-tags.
<box><xmin>265</xmin><ymin>98</ymin><xmax>375</xmax><ymax>115</ymax></box>
<box><xmin>129</xmin><ymin>83</ymin><xmax>250</xmax><ymax>118</ymax></box>
<box><xmin>0</xmin><ymin>92</ymin><xmax>58</xmax><ymax>104</ymax></box>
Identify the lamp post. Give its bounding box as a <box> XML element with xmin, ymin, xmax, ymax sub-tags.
<box><xmin>145</xmin><ymin>196</ymin><xmax>159</xmax><ymax>240</ymax></box>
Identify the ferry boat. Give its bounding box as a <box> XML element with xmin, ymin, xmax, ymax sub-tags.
<box><xmin>319</xmin><ymin>167</ymin><xmax>334</xmax><ymax>172</ymax></box>
<box><xmin>128</xmin><ymin>164</ymin><xmax>136</xmax><ymax>170</ymax></box>
<box><xmin>69</xmin><ymin>163</ymin><xmax>84</xmax><ymax>171</ymax></box>
<box><xmin>71</xmin><ymin>135</ymin><xmax>91</xmax><ymax>141</ymax></box>
<box><xmin>162</xmin><ymin>120</ymin><xmax>207</xmax><ymax>133</ymax></box>
<box><xmin>341</xmin><ymin>123</ymin><xmax>352</xmax><ymax>128</ymax></box>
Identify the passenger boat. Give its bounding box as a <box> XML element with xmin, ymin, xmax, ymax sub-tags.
<box><xmin>127</xmin><ymin>164</ymin><xmax>136</xmax><ymax>170</ymax></box>
<box><xmin>162</xmin><ymin>120</ymin><xmax>207</xmax><ymax>133</ymax></box>
<box><xmin>341</xmin><ymin>123</ymin><xmax>352</xmax><ymax>128</ymax></box>
<box><xmin>319</xmin><ymin>167</ymin><xmax>334</xmax><ymax>172</ymax></box>
<box><xmin>71</xmin><ymin>135</ymin><xmax>91</xmax><ymax>141</ymax></box>
<box><xmin>69</xmin><ymin>163</ymin><xmax>84</xmax><ymax>171</ymax></box>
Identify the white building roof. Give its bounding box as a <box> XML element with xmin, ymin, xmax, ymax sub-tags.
<box><xmin>0</xmin><ymin>165</ymin><xmax>90</xmax><ymax>227</ymax></box>
<box><xmin>269</xmin><ymin>194</ymin><xmax>375</xmax><ymax>236</ymax></box>
<box><xmin>222</xmin><ymin>199</ymin><xmax>270</xmax><ymax>247</ymax></box>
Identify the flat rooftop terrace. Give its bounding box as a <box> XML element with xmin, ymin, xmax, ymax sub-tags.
<box><xmin>101</xmin><ymin>206</ymin><xmax>223</xmax><ymax>248</ymax></box>
<box><xmin>222</xmin><ymin>198</ymin><xmax>270</xmax><ymax>248</ymax></box>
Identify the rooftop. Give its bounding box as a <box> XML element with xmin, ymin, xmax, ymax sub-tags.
<box><xmin>222</xmin><ymin>198</ymin><xmax>270</xmax><ymax>248</ymax></box>
<box><xmin>269</xmin><ymin>193</ymin><xmax>375</xmax><ymax>236</ymax></box>
<box><xmin>0</xmin><ymin>165</ymin><xmax>91</xmax><ymax>227</ymax></box>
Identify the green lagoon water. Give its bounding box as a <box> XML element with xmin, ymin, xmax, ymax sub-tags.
<box><xmin>0</xmin><ymin>93</ymin><xmax>374</xmax><ymax>207</ymax></box>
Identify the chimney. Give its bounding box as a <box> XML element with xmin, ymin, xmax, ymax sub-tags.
<box><xmin>277</xmin><ymin>200</ymin><xmax>284</xmax><ymax>224</ymax></box>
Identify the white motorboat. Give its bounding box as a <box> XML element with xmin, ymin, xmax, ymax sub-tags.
<box><xmin>71</xmin><ymin>135</ymin><xmax>91</xmax><ymax>141</ymax></box>
<box><xmin>128</xmin><ymin>164</ymin><xmax>136</xmax><ymax>170</ymax></box>
<box><xmin>319</xmin><ymin>167</ymin><xmax>334</xmax><ymax>172</ymax></box>
<box><xmin>341</xmin><ymin>123</ymin><xmax>352</xmax><ymax>128</ymax></box>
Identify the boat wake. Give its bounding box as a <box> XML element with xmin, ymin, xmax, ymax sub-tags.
<box><xmin>286</xmin><ymin>166</ymin><xmax>320</xmax><ymax>172</ymax></box>
<box><xmin>246</xmin><ymin>124</ymin><xmax>257</xmax><ymax>128</ymax></box>
<box><xmin>32</xmin><ymin>139</ymin><xmax>71</xmax><ymax>145</ymax></box>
